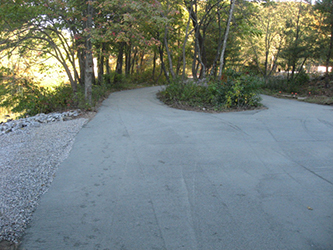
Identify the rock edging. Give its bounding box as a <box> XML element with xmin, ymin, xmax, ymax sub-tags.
<box><xmin>0</xmin><ymin>110</ymin><xmax>82</xmax><ymax>135</ymax></box>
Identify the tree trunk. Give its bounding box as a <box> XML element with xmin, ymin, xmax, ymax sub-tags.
<box><xmin>61</xmin><ymin>61</ymin><xmax>77</xmax><ymax>93</ymax></box>
<box><xmin>115</xmin><ymin>42</ymin><xmax>124</xmax><ymax>83</ymax></box>
<box><xmin>176</xmin><ymin>55</ymin><xmax>182</xmax><ymax>76</ymax></box>
<box><xmin>97</xmin><ymin>44</ymin><xmax>104</xmax><ymax>85</ymax></box>
<box><xmin>195</xmin><ymin>35</ymin><xmax>206</xmax><ymax>79</ymax></box>
<box><xmin>209</xmin><ymin>9</ymin><xmax>222</xmax><ymax>79</ymax></box>
<box><xmin>218</xmin><ymin>0</ymin><xmax>235</xmax><ymax>79</ymax></box>
<box><xmin>131</xmin><ymin>47</ymin><xmax>137</xmax><ymax>75</ymax></box>
<box><xmin>192</xmin><ymin>38</ymin><xmax>198</xmax><ymax>80</ymax></box>
<box><xmin>162</xmin><ymin>0</ymin><xmax>175</xmax><ymax>80</ymax></box>
<box><xmin>189</xmin><ymin>1</ymin><xmax>207</xmax><ymax>79</ymax></box>
<box><xmin>264</xmin><ymin>20</ymin><xmax>271</xmax><ymax>79</ymax></box>
<box><xmin>182</xmin><ymin>5</ymin><xmax>192</xmax><ymax>81</ymax></box>
<box><xmin>249</xmin><ymin>39</ymin><xmax>264</xmax><ymax>76</ymax></box>
<box><xmin>84</xmin><ymin>2</ymin><xmax>93</xmax><ymax>105</ymax></box>
<box><xmin>264</xmin><ymin>50</ymin><xmax>269</xmax><ymax>78</ymax></box>
<box><xmin>295</xmin><ymin>57</ymin><xmax>308</xmax><ymax>81</ymax></box>
<box><xmin>136</xmin><ymin>54</ymin><xmax>139</xmax><ymax>74</ymax></box>
<box><xmin>152</xmin><ymin>49</ymin><xmax>157</xmax><ymax>80</ymax></box>
<box><xmin>267</xmin><ymin>36</ymin><xmax>283</xmax><ymax>79</ymax></box>
<box><xmin>325</xmin><ymin>21</ymin><xmax>333</xmax><ymax>88</ymax></box>
<box><xmin>116</xmin><ymin>42</ymin><xmax>124</xmax><ymax>75</ymax></box>
<box><xmin>139</xmin><ymin>51</ymin><xmax>145</xmax><ymax>73</ymax></box>
<box><xmin>159</xmin><ymin>46</ymin><xmax>170</xmax><ymax>83</ymax></box>
<box><xmin>125</xmin><ymin>43</ymin><xmax>131</xmax><ymax>76</ymax></box>
<box><xmin>106</xmin><ymin>54</ymin><xmax>111</xmax><ymax>85</ymax></box>
<box><xmin>78</xmin><ymin>48</ymin><xmax>85</xmax><ymax>87</ymax></box>
<box><xmin>164</xmin><ymin>26</ymin><xmax>176</xmax><ymax>79</ymax></box>
<box><xmin>291</xmin><ymin>1</ymin><xmax>302</xmax><ymax>82</ymax></box>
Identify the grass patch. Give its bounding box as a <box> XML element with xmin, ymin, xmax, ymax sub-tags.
<box><xmin>300</xmin><ymin>96</ymin><xmax>333</xmax><ymax>105</ymax></box>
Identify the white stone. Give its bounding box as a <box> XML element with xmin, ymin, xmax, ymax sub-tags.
<box><xmin>0</xmin><ymin>110</ymin><xmax>82</xmax><ymax>136</ymax></box>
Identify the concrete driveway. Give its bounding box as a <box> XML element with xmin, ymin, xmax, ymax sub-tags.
<box><xmin>21</xmin><ymin>86</ymin><xmax>333</xmax><ymax>250</ymax></box>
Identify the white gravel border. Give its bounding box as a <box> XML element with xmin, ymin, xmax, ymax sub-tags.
<box><xmin>0</xmin><ymin>118</ymin><xmax>88</xmax><ymax>244</ymax></box>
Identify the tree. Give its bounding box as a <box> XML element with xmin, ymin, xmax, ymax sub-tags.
<box><xmin>315</xmin><ymin>0</ymin><xmax>333</xmax><ymax>87</ymax></box>
<box><xmin>0</xmin><ymin>0</ymin><xmax>83</xmax><ymax>93</ymax></box>
<box><xmin>184</xmin><ymin>0</ymin><xmax>228</xmax><ymax>79</ymax></box>
<box><xmin>218</xmin><ymin>0</ymin><xmax>235</xmax><ymax>78</ymax></box>
<box><xmin>251</xmin><ymin>2</ymin><xmax>284</xmax><ymax>80</ymax></box>
<box><xmin>280</xmin><ymin>1</ymin><xmax>317</xmax><ymax>83</ymax></box>
<box><xmin>239</xmin><ymin>2</ymin><xmax>286</xmax><ymax>79</ymax></box>
<box><xmin>85</xmin><ymin>1</ymin><xmax>93</xmax><ymax>105</ymax></box>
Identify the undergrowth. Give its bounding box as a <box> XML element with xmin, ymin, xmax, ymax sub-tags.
<box><xmin>0</xmin><ymin>68</ymin><xmax>165</xmax><ymax>118</ymax></box>
<box><xmin>0</xmin><ymin>81</ymin><xmax>108</xmax><ymax>117</ymax></box>
<box><xmin>158</xmin><ymin>72</ymin><xmax>262</xmax><ymax>111</ymax></box>
<box><xmin>261</xmin><ymin>72</ymin><xmax>333</xmax><ymax>105</ymax></box>
<box><xmin>263</xmin><ymin>71</ymin><xmax>310</xmax><ymax>94</ymax></box>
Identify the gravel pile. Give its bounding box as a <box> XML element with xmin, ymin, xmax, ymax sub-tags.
<box><xmin>0</xmin><ymin>115</ymin><xmax>89</xmax><ymax>245</ymax></box>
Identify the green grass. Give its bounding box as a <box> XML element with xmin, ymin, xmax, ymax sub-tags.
<box><xmin>300</xmin><ymin>96</ymin><xmax>333</xmax><ymax>105</ymax></box>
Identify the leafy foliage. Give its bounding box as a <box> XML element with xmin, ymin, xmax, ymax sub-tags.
<box><xmin>160</xmin><ymin>81</ymin><xmax>215</xmax><ymax>107</ymax></box>
<box><xmin>264</xmin><ymin>71</ymin><xmax>310</xmax><ymax>93</ymax></box>
<box><xmin>0</xmin><ymin>0</ymin><xmax>332</xmax><ymax>119</ymax></box>
<box><xmin>159</xmin><ymin>73</ymin><xmax>262</xmax><ymax>111</ymax></box>
<box><xmin>0</xmin><ymin>64</ymin><xmax>165</xmax><ymax>118</ymax></box>
<box><xmin>1</xmin><ymin>79</ymin><xmax>71</xmax><ymax>117</ymax></box>
<box><xmin>0</xmin><ymin>77</ymin><xmax>109</xmax><ymax>117</ymax></box>
<box><xmin>212</xmin><ymin>75</ymin><xmax>262</xmax><ymax>108</ymax></box>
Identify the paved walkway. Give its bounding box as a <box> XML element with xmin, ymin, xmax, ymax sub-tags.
<box><xmin>21</xmin><ymin>86</ymin><xmax>333</xmax><ymax>250</ymax></box>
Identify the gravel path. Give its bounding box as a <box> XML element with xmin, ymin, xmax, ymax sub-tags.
<box><xmin>0</xmin><ymin>117</ymin><xmax>90</xmax><ymax>246</ymax></box>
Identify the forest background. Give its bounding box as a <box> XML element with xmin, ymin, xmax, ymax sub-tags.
<box><xmin>0</xmin><ymin>0</ymin><xmax>332</xmax><ymax>120</ymax></box>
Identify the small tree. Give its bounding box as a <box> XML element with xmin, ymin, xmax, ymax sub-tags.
<box><xmin>218</xmin><ymin>0</ymin><xmax>235</xmax><ymax>79</ymax></box>
<box><xmin>315</xmin><ymin>0</ymin><xmax>333</xmax><ymax>87</ymax></box>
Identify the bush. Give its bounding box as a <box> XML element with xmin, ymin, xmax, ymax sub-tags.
<box><xmin>1</xmin><ymin>67</ymin><xmax>168</xmax><ymax>119</ymax></box>
<box><xmin>264</xmin><ymin>71</ymin><xmax>310</xmax><ymax>94</ymax></box>
<box><xmin>294</xmin><ymin>70</ymin><xmax>310</xmax><ymax>85</ymax></box>
<box><xmin>211</xmin><ymin>75</ymin><xmax>262</xmax><ymax>108</ymax></box>
<box><xmin>0</xmin><ymin>80</ymin><xmax>77</xmax><ymax>117</ymax></box>
<box><xmin>0</xmin><ymin>77</ymin><xmax>115</xmax><ymax>117</ymax></box>
<box><xmin>122</xmin><ymin>67</ymin><xmax>167</xmax><ymax>86</ymax></box>
<box><xmin>160</xmin><ymin>81</ymin><xmax>215</xmax><ymax>107</ymax></box>
<box><xmin>103</xmin><ymin>68</ymin><xmax>166</xmax><ymax>91</ymax></box>
<box><xmin>158</xmin><ymin>74</ymin><xmax>262</xmax><ymax>110</ymax></box>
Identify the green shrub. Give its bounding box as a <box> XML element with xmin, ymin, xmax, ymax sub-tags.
<box><xmin>294</xmin><ymin>70</ymin><xmax>310</xmax><ymax>85</ymax></box>
<box><xmin>265</xmin><ymin>77</ymin><xmax>288</xmax><ymax>91</ymax></box>
<box><xmin>102</xmin><ymin>68</ymin><xmax>166</xmax><ymax>91</ymax></box>
<box><xmin>222</xmin><ymin>68</ymin><xmax>243</xmax><ymax>79</ymax></box>
<box><xmin>122</xmin><ymin>67</ymin><xmax>167</xmax><ymax>86</ymax></box>
<box><xmin>0</xmin><ymin>77</ymin><xmax>115</xmax><ymax>117</ymax></box>
<box><xmin>159</xmin><ymin>74</ymin><xmax>262</xmax><ymax>110</ymax></box>
<box><xmin>264</xmin><ymin>71</ymin><xmax>310</xmax><ymax>94</ymax></box>
<box><xmin>159</xmin><ymin>81</ymin><xmax>214</xmax><ymax>107</ymax></box>
<box><xmin>0</xmin><ymin>80</ymin><xmax>76</xmax><ymax>117</ymax></box>
<box><xmin>212</xmin><ymin>75</ymin><xmax>262</xmax><ymax>108</ymax></box>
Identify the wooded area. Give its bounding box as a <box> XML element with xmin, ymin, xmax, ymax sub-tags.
<box><xmin>0</xmin><ymin>0</ymin><xmax>332</xmax><ymax>111</ymax></box>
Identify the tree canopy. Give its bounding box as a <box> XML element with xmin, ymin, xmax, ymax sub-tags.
<box><xmin>0</xmin><ymin>0</ymin><xmax>332</xmax><ymax>103</ymax></box>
